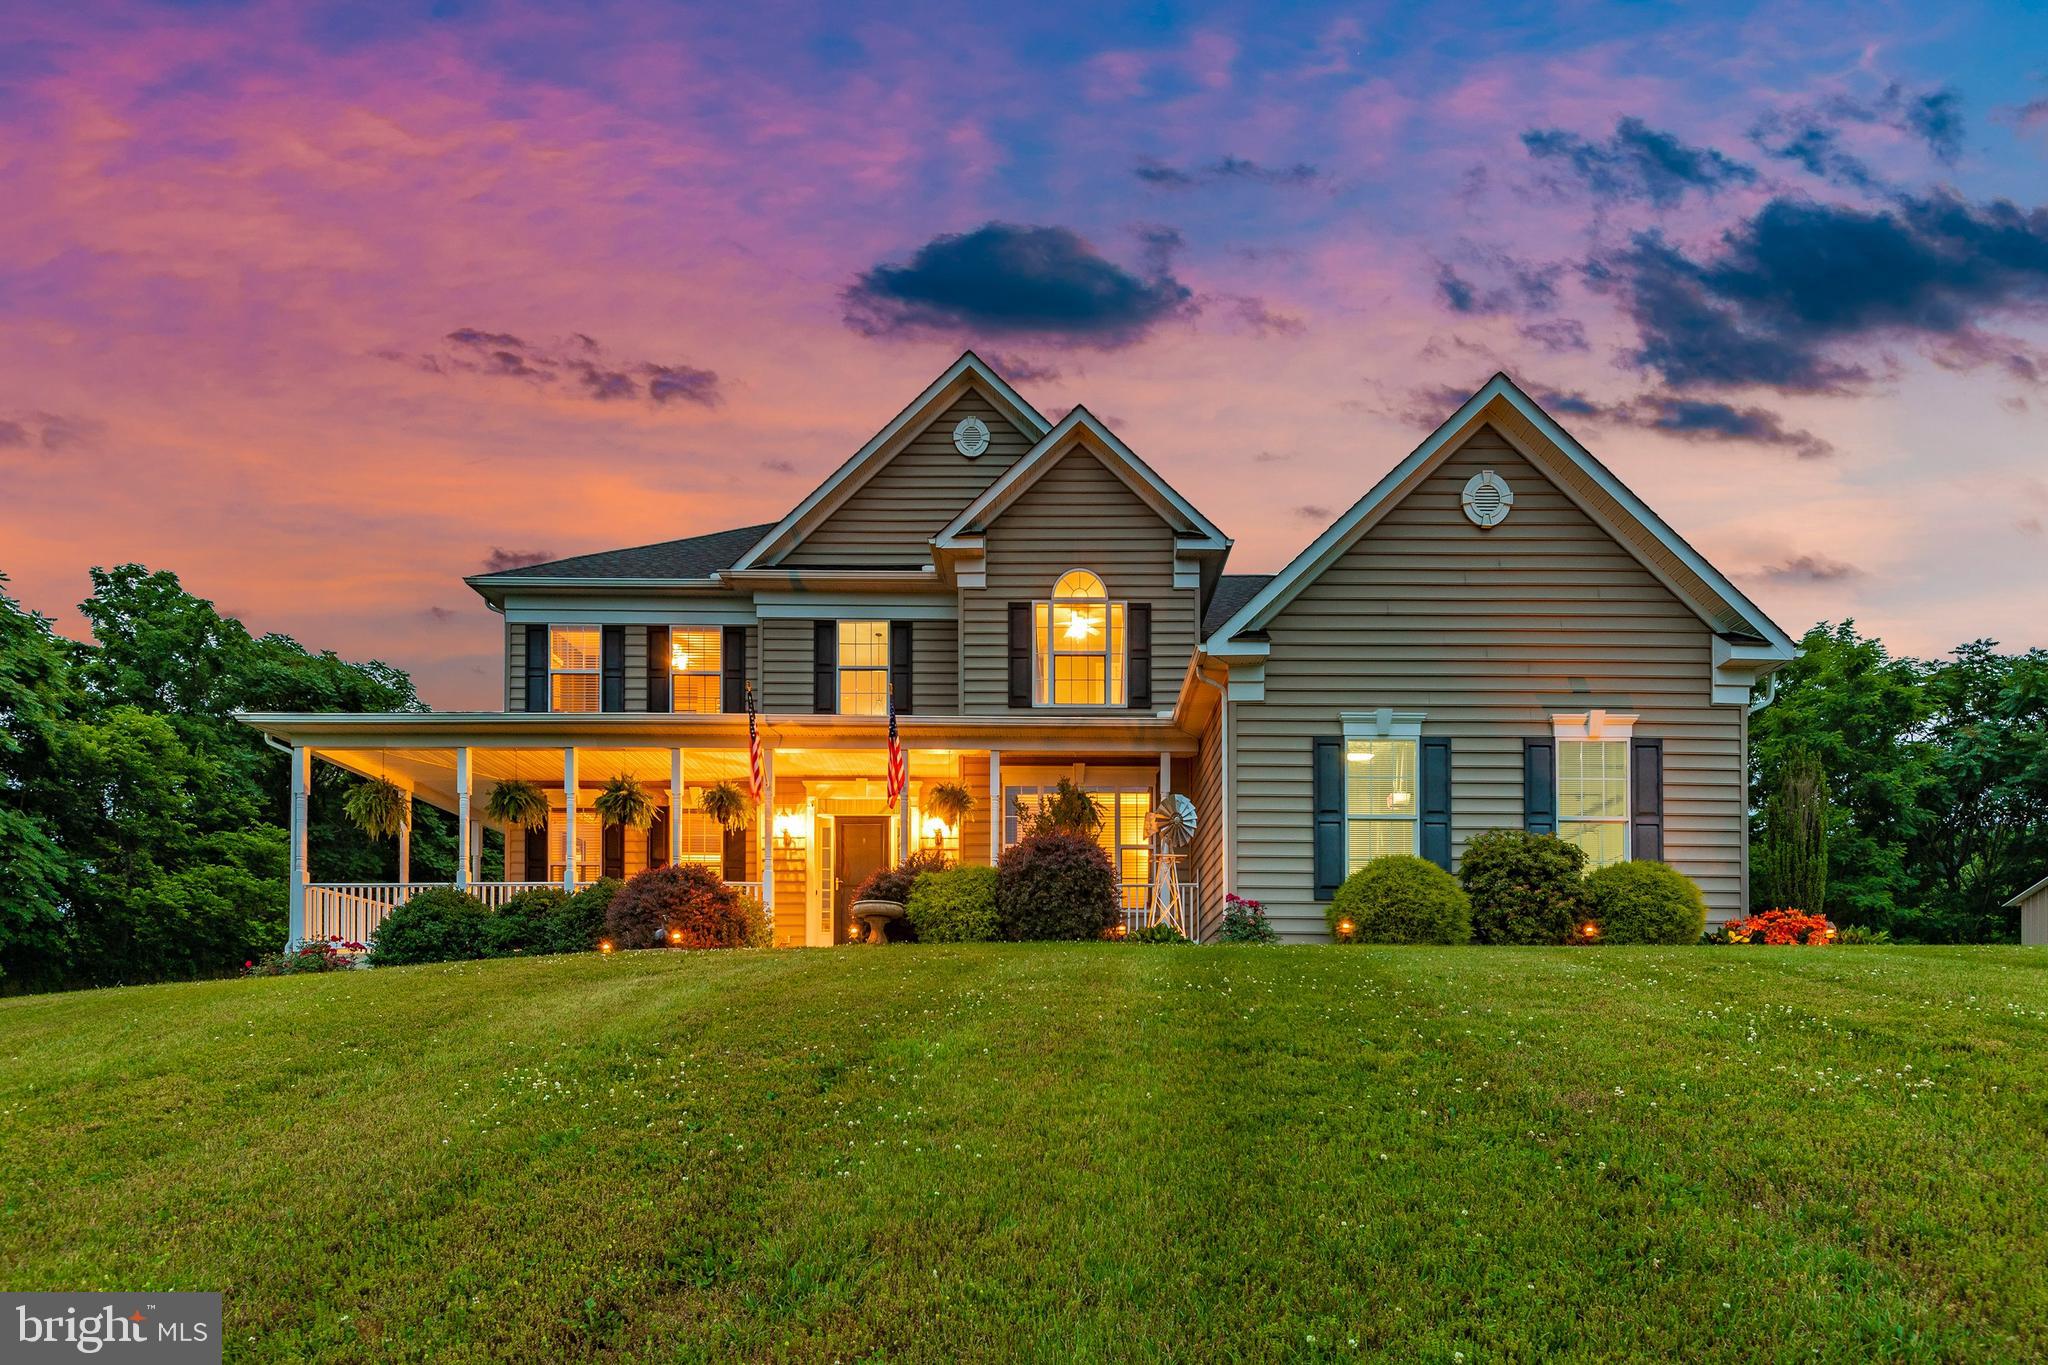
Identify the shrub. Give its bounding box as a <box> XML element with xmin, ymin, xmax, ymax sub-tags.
<box><xmin>734</xmin><ymin>894</ymin><xmax>772</xmax><ymax>949</ymax></box>
<box><xmin>997</xmin><ymin>832</ymin><xmax>1118</xmax><ymax>941</ymax></box>
<box><xmin>1459</xmin><ymin>830</ymin><xmax>1589</xmax><ymax>945</ymax></box>
<box><xmin>554</xmin><ymin>878</ymin><xmax>620</xmax><ymax>953</ymax></box>
<box><xmin>370</xmin><ymin>887</ymin><xmax>490</xmax><ymax>965</ymax></box>
<box><xmin>1015</xmin><ymin>777</ymin><xmax>1104</xmax><ymax>839</ymax></box>
<box><xmin>1833</xmin><ymin>924</ymin><xmax>1892</xmax><ymax>945</ymax></box>
<box><xmin>1216</xmin><ymin>893</ymin><xmax>1280</xmax><ymax>944</ymax></box>
<box><xmin>1724</xmin><ymin>907</ymin><xmax>1835</xmax><ymax>945</ymax></box>
<box><xmin>1584</xmin><ymin>861</ymin><xmax>1707</xmax><ymax>945</ymax></box>
<box><xmin>905</xmin><ymin>866</ymin><xmax>1000</xmax><ymax>943</ymax></box>
<box><xmin>245</xmin><ymin>937</ymin><xmax>364</xmax><ymax>975</ymax></box>
<box><xmin>605</xmin><ymin>864</ymin><xmax>750</xmax><ymax>949</ymax></box>
<box><xmin>478</xmin><ymin>887</ymin><xmax>567</xmax><ymax>957</ymax></box>
<box><xmin>852</xmin><ymin>848</ymin><xmax>951</xmax><ymax>905</ymax></box>
<box><xmin>1327</xmin><ymin>855</ymin><xmax>1471</xmax><ymax>944</ymax></box>
<box><xmin>1126</xmin><ymin>920</ymin><xmax>1189</xmax><ymax>944</ymax></box>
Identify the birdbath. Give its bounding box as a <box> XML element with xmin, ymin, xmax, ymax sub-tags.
<box><xmin>850</xmin><ymin>898</ymin><xmax>904</xmax><ymax>945</ymax></box>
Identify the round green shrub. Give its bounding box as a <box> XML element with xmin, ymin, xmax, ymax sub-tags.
<box><xmin>479</xmin><ymin>887</ymin><xmax>568</xmax><ymax>957</ymax></box>
<box><xmin>1459</xmin><ymin>829</ymin><xmax>1590</xmax><ymax>945</ymax></box>
<box><xmin>553</xmin><ymin>878</ymin><xmax>620</xmax><ymax>953</ymax></box>
<box><xmin>852</xmin><ymin>848</ymin><xmax>950</xmax><ymax>905</ymax></box>
<box><xmin>605</xmin><ymin>864</ymin><xmax>749</xmax><ymax>949</ymax></box>
<box><xmin>1327</xmin><ymin>855</ymin><xmax>1471</xmax><ymax>944</ymax></box>
<box><xmin>905</xmin><ymin>866</ymin><xmax>1000</xmax><ymax>943</ymax></box>
<box><xmin>370</xmin><ymin>887</ymin><xmax>490</xmax><ymax>965</ymax></box>
<box><xmin>1584</xmin><ymin>861</ymin><xmax>1707</xmax><ymax>945</ymax></box>
<box><xmin>996</xmin><ymin>833</ymin><xmax>1118</xmax><ymax>941</ymax></box>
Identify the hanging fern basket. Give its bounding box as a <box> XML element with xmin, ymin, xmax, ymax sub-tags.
<box><xmin>594</xmin><ymin>774</ymin><xmax>657</xmax><ymax>829</ymax></box>
<box><xmin>485</xmin><ymin>779</ymin><xmax>550</xmax><ymax>831</ymax></box>
<box><xmin>698</xmin><ymin>779</ymin><xmax>756</xmax><ymax>833</ymax></box>
<box><xmin>925</xmin><ymin>781</ymin><xmax>977</xmax><ymax>826</ymax></box>
<box><xmin>343</xmin><ymin>777</ymin><xmax>410</xmax><ymax>840</ymax></box>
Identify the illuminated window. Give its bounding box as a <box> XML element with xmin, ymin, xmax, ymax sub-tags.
<box><xmin>1345</xmin><ymin>738</ymin><xmax>1419</xmax><ymax>869</ymax></box>
<box><xmin>549</xmin><ymin>626</ymin><xmax>600</xmax><ymax>713</ymax></box>
<box><xmin>1001</xmin><ymin>784</ymin><xmax>1153</xmax><ymax>908</ymax></box>
<box><xmin>1558</xmin><ymin>740</ymin><xmax>1630</xmax><ymax>867</ymax></box>
<box><xmin>837</xmin><ymin>620</ymin><xmax>889</xmax><ymax>716</ymax></box>
<box><xmin>669</xmin><ymin>627</ymin><xmax>722</xmax><ymax>714</ymax></box>
<box><xmin>1034</xmin><ymin>569</ymin><xmax>1126</xmax><ymax>706</ymax></box>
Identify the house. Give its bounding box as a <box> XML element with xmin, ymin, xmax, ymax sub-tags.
<box><xmin>2009</xmin><ymin>874</ymin><xmax>2048</xmax><ymax>946</ymax></box>
<box><xmin>240</xmin><ymin>354</ymin><xmax>1796</xmax><ymax>945</ymax></box>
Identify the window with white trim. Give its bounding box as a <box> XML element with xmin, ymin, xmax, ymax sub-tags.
<box><xmin>1343</xmin><ymin>712</ymin><xmax>1423</xmax><ymax>871</ymax></box>
<box><xmin>1554</xmin><ymin>711</ymin><xmax>1635</xmax><ymax>869</ymax></box>
<box><xmin>1034</xmin><ymin>569</ymin><xmax>1127</xmax><ymax>706</ymax></box>
<box><xmin>549</xmin><ymin>626</ymin><xmax>600</xmax><ymax>713</ymax></box>
<box><xmin>1002</xmin><ymin>784</ymin><xmax>1152</xmax><ymax>908</ymax></box>
<box><xmin>837</xmin><ymin>620</ymin><xmax>889</xmax><ymax>716</ymax></box>
<box><xmin>668</xmin><ymin>627</ymin><xmax>722</xmax><ymax>714</ymax></box>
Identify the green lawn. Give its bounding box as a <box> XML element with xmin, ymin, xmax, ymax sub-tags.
<box><xmin>2</xmin><ymin>947</ymin><xmax>2046</xmax><ymax>1362</ymax></box>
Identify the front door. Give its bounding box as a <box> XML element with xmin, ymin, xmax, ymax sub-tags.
<box><xmin>833</xmin><ymin>817</ymin><xmax>890</xmax><ymax>945</ymax></box>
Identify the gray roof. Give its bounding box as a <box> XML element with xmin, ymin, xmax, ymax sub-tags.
<box><xmin>1203</xmin><ymin>573</ymin><xmax>1274</xmax><ymax>636</ymax></box>
<box><xmin>474</xmin><ymin>523</ymin><xmax>775</xmax><ymax>581</ymax></box>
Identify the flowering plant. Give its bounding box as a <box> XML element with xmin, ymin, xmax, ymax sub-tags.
<box><xmin>1723</xmin><ymin>908</ymin><xmax>1835</xmax><ymax>945</ymax></box>
<box><xmin>1217</xmin><ymin>893</ymin><xmax>1280</xmax><ymax>945</ymax></box>
<box><xmin>244</xmin><ymin>936</ymin><xmax>367</xmax><ymax>975</ymax></box>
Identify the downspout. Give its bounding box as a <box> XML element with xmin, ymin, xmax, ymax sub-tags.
<box><xmin>1745</xmin><ymin>670</ymin><xmax>1783</xmax><ymax>716</ymax></box>
<box><xmin>1192</xmin><ymin>663</ymin><xmax>1230</xmax><ymax>931</ymax></box>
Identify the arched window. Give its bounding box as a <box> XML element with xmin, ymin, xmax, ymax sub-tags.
<box><xmin>1034</xmin><ymin>569</ymin><xmax>1126</xmax><ymax>706</ymax></box>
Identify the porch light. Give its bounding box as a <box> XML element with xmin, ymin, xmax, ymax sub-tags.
<box><xmin>922</xmin><ymin>816</ymin><xmax>953</xmax><ymax>844</ymax></box>
<box><xmin>773</xmin><ymin>809</ymin><xmax>810</xmax><ymax>845</ymax></box>
<box><xmin>599</xmin><ymin>940</ymin><xmax>614</xmax><ymax>954</ymax></box>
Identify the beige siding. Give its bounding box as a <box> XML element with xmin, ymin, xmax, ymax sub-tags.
<box><xmin>782</xmin><ymin>393</ymin><xmax>1033</xmax><ymax>567</ymax></box>
<box><xmin>958</xmin><ymin>753</ymin><xmax>991</xmax><ymax>867</ymax></box>
<box><xmin>758</xmin><ymin>615</ymin><xmax>959</xmax><ymax>714</ymax></box>
<box><xmin>1189</xmin><ymin>700</ymin><xmax>1225</xmax><ymax>938</ymax></box>
<box><xmin>1231</xmin><ymin>425</ymin><xmax>1747</xmax><ymax>940</ymax></box>
<box><xmin>911</xmin><ymin>617</ymin><xmax>959</xmax><ymax>713</ymax></box>
<box><xmin>506</xmin><ymin>622</ymin><xmax>525</xmax><ymax>712</ymax></box>
<box><xmin>2021</xmin><ymin>886</ymin><xmax>2048</xmax><ymax>947</ymax></box>
<box><xmin>960</xmin><ymin>445</ymin><xmax>1199</xmax><ymax>715</ymax></box>
<box><xmin>770</xmin><ymin>773</ymin><xmax>805</xmax><ymax>946</ymax></box>
<box><xmin>760</xmin><ymin>618</ymin><xmax>810</xmax><ymax>712</ymax></box>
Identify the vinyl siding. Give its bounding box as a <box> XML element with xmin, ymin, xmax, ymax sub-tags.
<box><xmin>506</xmin><ymin>621</ymin><xmax>525</xmax><ymax>712</ymax></box>
<box><xmin>960</xmin><ymin>445</ymin><xmax>1198</xmax><ymax>715</ymax></box>
<box><xmin>1230</xmin><ymin>425</ymin><xmax>1747</xmax><ymax>940</ymax></box>
<box><xmin>2020</xmin><ymin>885</ymin><xmax>2048</xmax><ymax>947</ymax></box>
<box><xmin>958</xmin><ymin>752</ymin><xmax>992</xmax><ymax>867</ymax></box>
<box><xmin>1190</xmin><ymin>699</ymin><xmax>1225</xmax><ymax>937</ymax></box>
<box><xmin>759</xmin><ymin>618</ymin><xmax>810</xmax><ymax>712</ymax></box>
<box><xmin>781</xmin><ymin>393</ymin><xmax>1033</xmax><ymax>567</ymax></box>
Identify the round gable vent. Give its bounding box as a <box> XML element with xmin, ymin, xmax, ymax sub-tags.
<box><xmin>1461</xmin><ymin>469</ymin><xmax>1513</xmax><ymax>528</ymax></box>
<box><xmin>953</xmin><ymin>416</ymin><xmax>991</xmax><ymax>458</ymax></box>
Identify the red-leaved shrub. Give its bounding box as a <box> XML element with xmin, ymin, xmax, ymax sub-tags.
<box><xmin>1724</xmin><ymin>908</ymin><xmax>1835</xmax><ymax>945</ymax></box>
<box><xmin>605</xmin><ymin>863</ymin><xmax>750</xmax><ymax>949</ymax></box>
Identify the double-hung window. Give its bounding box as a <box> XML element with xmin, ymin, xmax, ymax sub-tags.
<box><xmin>549</xmin><ymin>626</ymin><xmax>600</xmax><ymax>713</ymax></box>
<box><xmin>1553</xmin><ymin>711</ymin><xmax>1634</xmax><ymax>868</ymax></box>
<box><xmin>837</xmin><ymin>620</ymin><xmax>890</xmax><ymax>715</ymax></box>
<box><xmin>1034</xmin><ymin>569</ymin><xmax>1126</xmax><ymax>706</ymax></box>
<box><xmin>1341</xmin><ymin>711</ymin><xmax>1424</xmax><ymax>871</ymax></box>
<box><xmin>668</xmin><ymin>627</ymin><xmax>722</xmax><ymax>714</ymax></box>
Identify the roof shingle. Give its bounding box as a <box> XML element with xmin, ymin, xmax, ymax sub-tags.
<box><xmin>473</xmin><ymin>523</ymin><xmax>775</xmax><ymax>580</ymax></box>
<box><xmin>1202</xmin><ymin>573</ymin><xmax>1274</xmax><ymax>636</ymax></box>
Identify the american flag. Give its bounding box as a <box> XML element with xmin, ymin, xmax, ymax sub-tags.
<box><xmin>746</xmin><ymin>684</ymin><xmax>765</xmax><ymax>805</ymax></box>
<box><xmin>885</xmin><ymin>685</ymin><xmax>907</xmax><ymax>810</ymax></box>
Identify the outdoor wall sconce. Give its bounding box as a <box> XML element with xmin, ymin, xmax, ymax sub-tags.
<box><xmin>773</xmin><ymin>810</ymin><xmax>810</xmax><ymax>846</ymax></box>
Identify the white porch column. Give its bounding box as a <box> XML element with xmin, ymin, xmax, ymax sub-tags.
<box><xmin>455</xmin><ymin>747</ymin><xmax>473</xmax><ymax>890</ymax></box>
<box><xmin>562</xmin><ymin>746</ymin><xmax>579</xmax><ymax>892</ymax></box>
<box><xmin>288</xmin><ymin>745</ymin><xmax>311</xmax><ymax>946</ymax></box>
<box><xmin>669</xmin><ymin>747</ymin><xmax>685</xmax><ymax>866</ymax></box>
<box><xmin>397</xmin><ymin>784</ymin><xmax>412</xmax><ymax>885</ymax></box>
<box><xmin>987</xmin><ymin>750</ymin><xmax>1002</xmax><ymax>865</ymax></box>
<box><xmin>759</xmin><ymin>744</ymin><xmax>775</xmax><ymax>920</ymax></box>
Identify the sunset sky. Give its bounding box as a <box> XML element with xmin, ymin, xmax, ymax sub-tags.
<box><xmin>4</xmin><ymin>0</ymin><xmax>2046</xmax><ymax>708</ymax></box>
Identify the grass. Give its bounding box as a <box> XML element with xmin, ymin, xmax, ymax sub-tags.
<box><xmin>2</xmin><ymin>946</ymin><xmax>2046</xmax><ymax>1362</ymax></box>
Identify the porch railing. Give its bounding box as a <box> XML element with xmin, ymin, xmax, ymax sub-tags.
<box><xmin>304</xmin><ymin>878</ymin><xmax>773</xmax><ymax>946</ymax></box>
<box><xmin>1117</xmin><ymin>882</ymin><xmax>1202</xmax><ymax>941</ymax></box>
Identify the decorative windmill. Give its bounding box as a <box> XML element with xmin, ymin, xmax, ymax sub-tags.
<box><xmin>1146</xmin><ymin>793</ymin><xmax>1198</xmax><ymax>931</ymax></box>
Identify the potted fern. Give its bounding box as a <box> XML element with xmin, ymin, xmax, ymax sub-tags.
<box><xmin>924</xmin><ymin>781</ymin><xmax>976</xmax><ymax>828</ymax></box>
<box><xmin>485</xmin><ymin>779</ymin><xmax>550</xmax><ymax>831</ymax></box>
<box><xmin>698</xmin><ymin>779</ymin><xmax>755</xmax><ymax>833</ymax></box>
<box><xmin>594</xmin><ymin>774</ymin><xmax>656</xmax><ymax>829</ymax></box>
<box><xmin>343</xmin><ymin>777</ymin><xmax>409</xmax><ymax>839</ymax></box>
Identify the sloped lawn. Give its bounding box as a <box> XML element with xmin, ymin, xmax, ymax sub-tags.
<box><xmin>2</xmin><ymin>945</ymin><xmax>2045</xmax><ymax>1362</ymax></box>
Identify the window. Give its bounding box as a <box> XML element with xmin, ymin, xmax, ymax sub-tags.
<box><xmin>1002</xmin><ymin>783</ymin><xmax>1152</xmax><ymax>906</ymax></box>
<box><xmin>549</xmin><ymin>626</ymin><xmax>600</xmax><ymax>713</ymax></box>
<box><xmin>669</xmin><ymin>627</ymin><xmax>722</xmax><ymax>714</ymax></box>
<box><xmin>837</xmin><ymin>620</ymin><xmax>889</xmax><ymax>716</ymax></box>
<box><xmin>1034</xmin><ymin>569</ymin><xmax>1127</xmax><ymax>706</ymax></box>
<box><xmin>1553</xmin><ymin>711</ymin><xmax>1636</xmax><ymax>869</ymax></box>
<box><xmin>1345</xmin><ymin>738</ymin><xmax>1419</xmax><ymax>868</ymax></box>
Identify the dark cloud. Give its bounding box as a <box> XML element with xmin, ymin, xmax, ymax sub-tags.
<box><xmin>843</xmin><ymin>222</ymin><xmax>1195</xmax><ymax>347</ymax></box>
<box><xmin>1252</xmin><ymin>450</ymin><xmax>1291</xmax><ymax>463</ymax></box>
<box><xmin>1294</xmin><ymin>504</ymin><xmax>1334</xmax><ymax>519</ymax></box>
<box><xmin>1519</xmin><ymin>319</ymin><xmax>1589</xmax><ymax>353</ymax></box>
<box><xmin>1527</xmin><ymin>386</ymin><xmax>1605</xmax><ymax>417</ymax></box>
<box><xmin>1521</xmin><ymin>117</ymin><xmax>1756</xmax><ymax>206</ymax></box>
<box><xmin>760</xmin><ymin>458</ymin><xmax>798</xmax><ymax>474</ymax></box>
<box><xmin>1520</xmin><ymin>386</ymin><xmax>1831</xmax><ymax>457</ymax></box>
<box><xmin>979</xmin><ymin>351</ymin><xmax>1062</xmax><ymax>384</ymax></box>
<box><xmin>1436</xmin><ymin>255</ymin><xmax>1560</xmax><ymax>315</ymax></box>
<box><xmin>423</xmin><ymin>606</ymin><xmax>457</xmax><ymax>623</ymax></box>
<box><xmin>2010</xmin><ymin>98</ymin><xmax>2048</xmax><ymax>131</ymax></box>
<box><xmin>0</xmin><ymin>419</ymin><xmax>27</xmax><ymax>447</ymax></box>
<box><xmin>403</xmin><ymin>330</ymin><xmax>722</xmax><ymax>408</ymax></box>
<box><xmin>1587</xmin><ymin>192</ymin><xmax>2048</xmax><ymax>392</ymax></box>
<box><xmin>1760</xmin><ymin>554</ymin><xmax>1862</xmax><ymax>584</ymax></box>
<box><xmin>481</xmin><ymin>547</ymin><xmax>552</xmax><ymax>572</ymax></box>
<box><xmin>1223</xmin><ymin>295</ymin><xmax>1306</xmax><ymax>337</ymax></box>
<box><xmin>1134</xmin><ymin>155</ymin><xmax>1323</xmax><ymax>189</ymax></box>
<box><xmin>1750</xmin><ymin>82</ymin><xmax>1965</xmax><ymax>187</ymax></box>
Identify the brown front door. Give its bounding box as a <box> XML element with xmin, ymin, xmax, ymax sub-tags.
<box><xmin>833</xmin><ymin>817</ymin><xmax>890</xmax><ymax>945</ymax></box>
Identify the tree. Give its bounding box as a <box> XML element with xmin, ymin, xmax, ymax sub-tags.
<box><xmin>0</xmin><ymin>577</ymin><xmax>76</xmax><ymax>986</ymax></box>
<box><xmin>1759</xmin><ymin>748</ymin><xmax>1828</xmax><ymax>914</ymax></box>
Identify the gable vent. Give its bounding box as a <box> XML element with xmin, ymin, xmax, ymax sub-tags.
<box><xmin>1461</xmin><ymin>469</ymin><xmax>1513</xmax><ymax>528</ymax></box>
<box><xmin>953</xmin><ymin>416</ymin><xmax>991</xmax><ymax>458</ymax></box>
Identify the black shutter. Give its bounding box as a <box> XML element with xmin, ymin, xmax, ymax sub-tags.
<box><xmin>1128</xmin><ymin>602</ymin><xmax>1152</xmax><ymax>709</ymax></box>
<box><xmin>1421</xmin><ymin>737</ymin><xmax>1453</xmax><ymax>871</ymax></box>
<box><xmin>721</xmin><ymin>626</ymin><xmax>746</xmax><ymax>712</ymax></box>
<box><xmin>646</xmin><ymin>626</ymin><xmax>670</xmax><ymax>712</ymax></box>
<box><xmin>890</xmin><ymin>621</ymin><xmax>914</xmax><ymax>713</ymax></box>
<box><xmin>601</xmin><ymin>625</ymin><xmax>626</xmax><ymax>712</ymax></box>
<box><xmin>522</xmin><ymin>814</ymin><xmax>550</xmax><ymax>881</ymax></box>
<box><xmin>601</xmin><ymin>819</ymin><xmax>625</xmax><ymax>879</ymax></box>
<box><xmin>1007</xmin><ymin>602</ymin><xmax>1033</xmax><ymax>708</ymax></box>
<box><xmin>813</xmin><ymin>620</ymin><xmax>837</xmax><ymax>714</ymax></box>
<box><xmin>647</xmin><ymin>808</ymin><xmax>670</xmax><ymax>870</ymax></box>
<box><xmin>1312</xmin><ymin>737</ymin><xmax>1345</xmax><ymax>899</ymax></box>
<box><xmin>1523</xmin><ymin>738</ymin><xmax>1557</xmax><ymax>835</ymax></box>
<box><xmin>722</xmin><ymin>824</ymin><xmax>749</xmax><ymax>880</ymax></box>
<box><xmin>1631</xmin><ymin>738</ymin><xmax>1664</xmax><ymax>862</ymax></box>
<box><xmin>524</xmin><ymin>624</ymin><xmax>548</xmax><ymax>713</ymax></box>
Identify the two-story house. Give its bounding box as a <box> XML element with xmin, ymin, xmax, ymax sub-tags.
<box><xmin>242</xmin><ymin>354</ymin><xmax>1796</xmax><ymax>945</ymax></box>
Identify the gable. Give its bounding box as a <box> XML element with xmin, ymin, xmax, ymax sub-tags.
<box><xmin>780</xmin><ymin>391</ymin><xmax>1033</xmax><ymax>568</ymax></box>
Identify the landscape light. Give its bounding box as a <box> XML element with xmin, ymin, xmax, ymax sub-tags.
<box><xmin>599</xmin><ymin>940</ymin><xmax>614</xmax><ymax>954</ymax></box>
<box><xmin>1581</xmin><ymin>923</ymin><xmax>1599</xmax><ymax>939</ymax></box>
<box><xmin>669</xmin><ymin>929</ymin><xmax>682</xmax><ymax>945</ymax></box>
<box><xmin>1337</xmin><ymin>918</ymin><xmax>1355</xmax><ymax>938</ymax></box>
